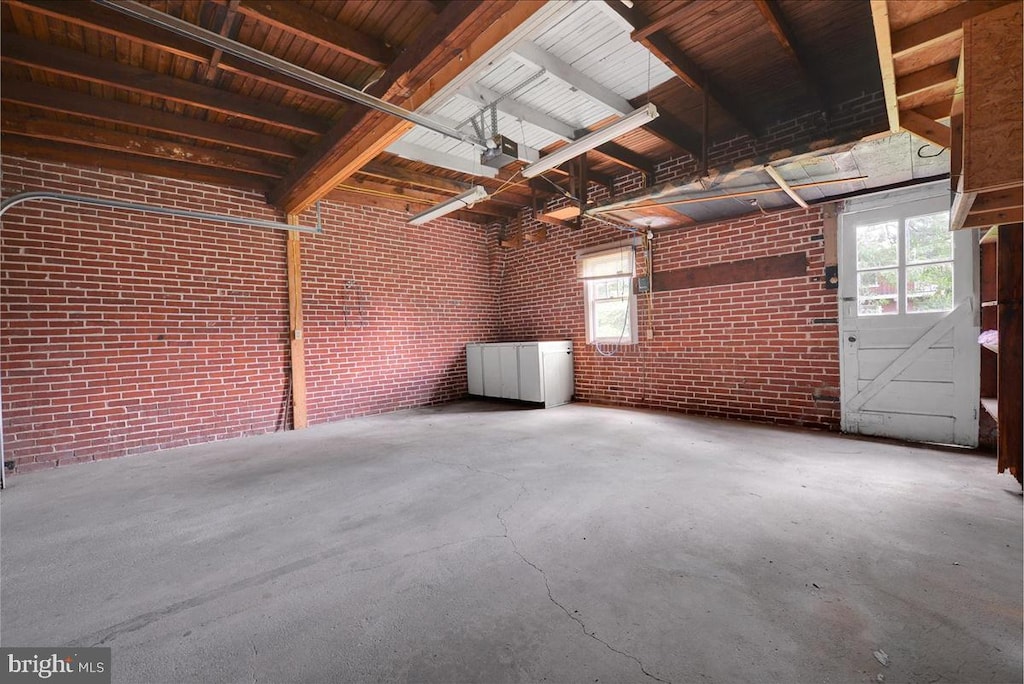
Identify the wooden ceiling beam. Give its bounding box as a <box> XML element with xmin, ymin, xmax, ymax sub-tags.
<box><xmin>1</xmin><ymin>113</ymin><xmax>287</xmax><ymax>177</ymax></box>
<box><xmin>2</xmin><ymin>135</ymin><xmax>273</xmax><ymax>192</ymax></box>
<box><xmin>200</xmin><ymin>0</ymin><xmax>241</xmax><ymax>84</ymax></box>
<box><xmin>339</xmin><ymin>177</ymin><xmax>517</xmax><ymax>219</ymax></box>
<box><xmin>270</xmin><ymin>1</ymin><xmax>546</xmax><ymax>214</ymax></box>
<box><xmin>323</xmin><ymin>187</ymin><xmax>491</xmax><ymax>225</ymax></box>
<box><xmin>891</xmin><ymin>0</ymin><xmax>1013</xmax><ymax>57</ymax></box>
<box><xmin>6</xmin><ymin>0</ymin><xmax>339</xmax><ymax>105</ymax></box>
<box><xmin>603</xmin><ymin>0</ymin><xmax>759</xmax><ymax>137</ymax></box>
<box><xmin>236</xmin><ymin>0</ymin><xmax>395</xmax><ymax>69</ymax></box>
<box><xmin>630</xmin><ymin>2</ymin><xmax>695</xmax><ymax>42</ymax></box>
<box><xmin>1</xmin><ymin>33</ymin><xmax>329</xmax><ymax>135</ymax></box>
<box><xmin>899</xmin><ymin>109</ymin><xmax>951</xmax><ymax>148</ymax></box>
<box><xmin>753</xmin><ymin>0</ymin><xmax>829</xmax><ymax>115</ymax></box>
<box><xmin>642</xmin><ymin>112</ymin><xmax>703</xmax><ymax>157</ymax></box>
<box><xmin>915</xmin><ymin>98</ymin><xmax>955</xmax><ymax>121</ymax></box>
<box><xmin>2</xmin><ymin>80</ymin><xmax>302</xmax><ymax>159</ymax></box>
<box><xmin>896</xmin><ymin>60</ymin><xmax>958</xmax><ymax>99</ymax></box>
<box><xmin>357</xmin><ymin>162</ymin><xmax>473</xmax><ymax>195</ymax></box>
<box><xmin>869</xmin><ymin>0</ymin><xmax>900</xmax><ymax>134</ymax></box>
<box><xmin>592</xmin><ymin>142</ymin><xmax>656</xmax><ymax>177</ymax></box>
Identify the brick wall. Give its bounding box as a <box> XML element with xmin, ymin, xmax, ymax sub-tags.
<box><xmin>492</xmin><ymin>93</ymin><xmax>885</xmax><ymax>429</ymax></box>
<box><xmin>496</xmin><ymin>206</ymin><xmax>841</xmax><ymax>429</ymax></box>
<box><xmin>298</xmin><ymin>202</ymin><xmax>498</xmax><ymax>423</ymax></box>
<box><xmin>0</xmin><ymin>156</ymin><xmax>498</xmax><ymax>473</ymax></box>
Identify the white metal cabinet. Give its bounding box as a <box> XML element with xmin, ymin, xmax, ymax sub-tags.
<box><xmin>466</xmin><ymin>344</ymin><xmax>484</xmax><ymax>396</ymax></box>
<box><xmin>466</xmin><ymin>341</ymin><xmax>573</xmax><ymax>407</ymax></box>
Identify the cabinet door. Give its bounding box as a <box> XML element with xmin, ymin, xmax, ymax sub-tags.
<box><xmin>466</xmin><ymin>345</ymin><xmax>483</xmax><ymax>395</ymax></box>
<box><xmin>542</xmin><ymin>351</ymin><xmax>574</xmax><ymax>407</ymax></box>
<box><xmin>498</xmin><ymin>345</ymin><xmax>519</xmax><ymax>399</ymax></box>
<box><xmin>518</xmin><ymin>344</ymin><xmax>543</xmax><ymax>403</ymax></box>
<box><xmin>481</xmin><ymin>345</ymin><xmax>502</xmax><ymax>398</ymax></box>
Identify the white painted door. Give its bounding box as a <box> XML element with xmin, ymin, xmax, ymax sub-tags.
<box><xmin>839</xmin><ymin>187</ymin><xmax>979</xmax><ymax>446</ymax></box>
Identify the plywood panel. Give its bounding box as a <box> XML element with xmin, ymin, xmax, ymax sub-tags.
<box><xmin>963</xmin><ymin>3</ymin><xmax>1023</xmax><ymax>193</ymax></box>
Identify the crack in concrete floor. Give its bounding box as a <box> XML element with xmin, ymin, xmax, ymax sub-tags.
<box><xmin>433</xmin><ymin>456</ymin><xmax>674</xmax><ymax>684</ymax></box>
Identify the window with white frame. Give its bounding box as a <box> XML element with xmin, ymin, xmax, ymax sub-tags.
<box><xmin>579</xmin><ymin>244</ymin><xmax>637</xmax><ymax>345</ymax></box>
<box><xmin>854</xmin><ymin>209</ymin><xmax>954</xmax><ymax>316</ymax></box>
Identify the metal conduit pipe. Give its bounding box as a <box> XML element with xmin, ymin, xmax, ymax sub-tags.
<box><xmin>0</xmin><ymin>191</ymin><xmax>321</xmax><ymax>487</ymax></box>
<box><xmin>0</xmin><ymin>191</ymin><xmax>322</xmax><ymax>233</ymax></box>
<box><xmin>95</xmin><ymin>0</ymin><xmax>488</xmax><ymax>150</ymax></box>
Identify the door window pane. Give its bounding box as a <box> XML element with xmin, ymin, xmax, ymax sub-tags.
<box><xmin>858</xmin><ymin>269</ymin><xmax>898</xmax><ymax>316</ymax></box>
<box><xmin>906</xmin><ymin>263</ymin><xmax>953</xmax><ymax>312</ymax></box>
<box><xmin>906</xmin><ymin>212</ymin><xmax>952</xmax><ymax>263</ymax></box>
<box><xmin>856</xmin><ymin>221</ymin><xmax>899</xmax><ymax>269</ymax></box>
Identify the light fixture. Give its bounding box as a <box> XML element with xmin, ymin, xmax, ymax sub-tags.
<box><xmin>521</xmin><ymin>103</ymin><xmax>660</xmax><ymax>178</ymax></box>
<box><xmin>407</xmin><ymin>186</ymin><xmax>489</xmax><ymax>225</ymax></box>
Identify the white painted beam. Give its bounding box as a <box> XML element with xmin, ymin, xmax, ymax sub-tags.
<box><xmin>386</xmin><ymin>140</ymin><xmax>499</xmax><ymax>178</ymax></box>
<box><xmin>458</xmin><ymin>85</ymin><xmax>576</xmax><ymax>142</ymax></box>
<box><xmin>510</xmin><ymin>41</ymin><xmax>632</xmax><ymax>116</ymax></box>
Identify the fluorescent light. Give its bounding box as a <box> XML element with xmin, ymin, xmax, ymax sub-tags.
<box><xmin>521</xmin><ymin>103</ymin><xmax>659</xmax><ymax>178</ymax></box>
<box><xmin>407</xmin><ymin>185</ymin><xmax>489</xmax><ymax>225</ymax></box>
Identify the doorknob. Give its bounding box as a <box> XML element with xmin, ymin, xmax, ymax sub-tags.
<box><xmin>848</xmin><ymin>336</ymin><xmax>857</xmax><ymax>342</ymax></box>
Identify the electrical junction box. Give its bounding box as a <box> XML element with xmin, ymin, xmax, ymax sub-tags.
<box><xmin>637</xmin><ymin>276</ymin><xmax>651</xmax><ymax>293</ymax></box>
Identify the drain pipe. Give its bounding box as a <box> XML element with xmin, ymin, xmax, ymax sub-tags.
<box><xmin>0</xmin><ymin>191</ymin><xmax>322</xmax><ymax>233</ymax></box>
<box><xmin>94</xmin><ymin>0</ymin><xmax>487</xmax><ymax>150</ymax></box>
<box><xmin>0</xmin><ymin>191</ymin><xmax>324</xmax><ymax>486</ymax></box>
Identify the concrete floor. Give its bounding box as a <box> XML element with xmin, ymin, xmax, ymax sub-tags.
<box><xmin>1</xmin><ymin>401</ymin><xmax>1021</xmax><ymax>684</ymax></box>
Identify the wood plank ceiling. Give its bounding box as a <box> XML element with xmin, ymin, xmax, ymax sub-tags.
<box><xmin>1</xmin><ymin>0</ymin><xmax>883</xmax><ymax>225</ymax></box>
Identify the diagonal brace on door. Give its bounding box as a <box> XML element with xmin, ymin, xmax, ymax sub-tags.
<box><xmin>848</xmin><ymin>299</ymin><xmax>974</xmax><ymax>412</ymax></box>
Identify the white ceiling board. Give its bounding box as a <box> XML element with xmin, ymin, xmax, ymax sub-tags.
<box><xmin>392</xmin><ymin>0</ymin><xmax>677</xmax><ymax>176</ymax></box>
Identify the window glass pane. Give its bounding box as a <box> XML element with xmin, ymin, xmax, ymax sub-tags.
<box><xmin>856</xmin><ymin>221</ymin><xmax>899</xmax><ymax>269</ymax></box>
<box><xmin>858</xmin><ymin>269</ymin><xmax>898</xmax><ymax>316</ymax></box>
<box><xmin>906</xmin><ymin>212</ymin><xmax>952</xmax><ymax>263</ymax></box>
<box><xmin>593</xmin><ymin>299</ymin><xmax>630</xmax><ymax>340</ymax></box>
<box><xmin>906</xmin><ymin>263</ymin><xmax>953</xmax><ymax>312</ymax></box>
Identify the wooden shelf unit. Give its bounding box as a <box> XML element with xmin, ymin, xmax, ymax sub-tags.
<box><xmin>951</xmin><ymin>4</ymin><xmax>1023</xmax><ymax>484</ymax></box>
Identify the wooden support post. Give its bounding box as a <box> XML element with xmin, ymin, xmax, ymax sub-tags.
<box><xmin>287</xmin><ymin>216</ymin><xmax>308</xmax><ymax>429</ymax></box>
<box><xmin>997</xmin><ymin>224</ymin><xmax>1022</xmax><ymax>482</ymax></box>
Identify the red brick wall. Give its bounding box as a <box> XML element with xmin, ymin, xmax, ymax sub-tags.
<box><xmin>1</xmin><ymin>157</ymin><xmax>498</xmax><ymax>473</ymax></box>
<box><xmin>496</xmin><ymin>207</ymin><xmax>841</xmax><ymax>429</ymax></box>
<box><xmin>298</xmin><ymin>201</ymin><xmax>498</xmax><ymax>423</ymax></box>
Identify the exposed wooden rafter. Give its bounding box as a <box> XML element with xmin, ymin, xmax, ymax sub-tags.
<box><xmin>890</xmin><ymin>0</ymin><xmax>1014</xmax><ymax>57</ymax></box>
<box><xmin>870</xmin><ymin>0</ymin><xmax>965</xmax><ymax>150</ymax></box>
<box><xmin>753</xmin><ymin>0</ymin><xmax>829</xmax><ymax>116</ymax></box>
<box><xmin>630</xmin><ymin>2</ymin><xmax>695</xmax><ymax>42</ymax></box>
<box><xmin>357</xmin><ymin>162</ymin><xmax>473</xmax><ymax>195</ymax></box>
<box><xmin>592</xmin><ymin>142</ymin><xmax>656</xmax><ymax>177</ymax></box>
<box><xmin>270</xmin><ymin>1</ymin><xmax>546</xmax><ymax>214</ymax></box>
<box><xmin>2</xmin><ymin>136</ymin><xmax>273</xmax><ymax>191</ymax></box>
<box><xmin>4</xmin><ymin>0</ymin><xmax>339</xmax><ymax>105</ymax></box>
<box><xmin>1</xmin><ymin>33</ymin><xmax>328</xmax><ymax>135</ymax></box>
<box><xmin>603</xmin><ymin>0</ymin><xmax>759</xmax><ymax>137</ymax></box>
<box><xmin>236</xmin><ymin>0</ymin><xmax>395</xmax><ymax>69</ymax></box>
<box><xmin>1</xmin><ymin>81</ymin><xmax>302</xmax><ymax>159</ymax></box>
<box><xmin>895</xmin><ymin>60</ymin><xmax>958</xmax><ymax>100</ymax></box>
<box><xmin>1</xmin><ymin>113</ymin><xmax>286</xmax><ymax>177</ymax></box>
<box><xmin>200</xmin><ymin>0</ymin><xmax>241</xmax><ymax>84</ymax></box>
<box><xmin>869</xmin><ymin>0</ymin><xmax>901</xmax><ymax>134</ymax></box>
